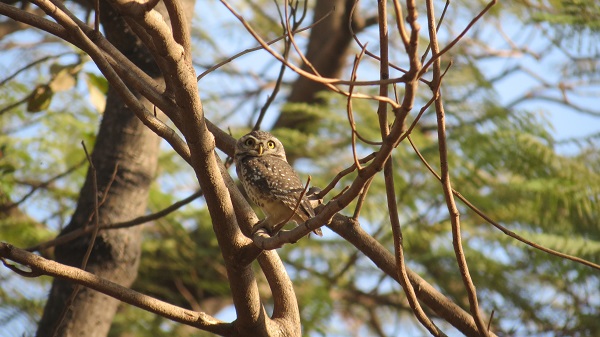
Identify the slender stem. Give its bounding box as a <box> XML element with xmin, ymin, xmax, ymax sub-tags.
<box><xmin>425</xmin><ymin>1</ymin><xmax>490</xmax><ymax>335</ymax></box>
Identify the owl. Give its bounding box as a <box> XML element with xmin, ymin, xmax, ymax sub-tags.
<box><xmin>234</xmin><ymin>130</ymin><xmax>323</xmax><ymax>237</ymax></box>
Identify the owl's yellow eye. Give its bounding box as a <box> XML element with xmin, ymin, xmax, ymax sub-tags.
<box><xmin>245</xmin><ymin>138</ymin><xmax>255</xmax><ymax>147</ymax></box>
<box><xmin>267</xmin><ymin>141</ymin><xmax>276</xmax><ymax>149</ymax></box>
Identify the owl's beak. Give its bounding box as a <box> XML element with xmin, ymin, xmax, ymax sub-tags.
<box><xmin>257</xmin><ymin>144</ymin><xmax>264</xmax><ymax>155</ymax></box>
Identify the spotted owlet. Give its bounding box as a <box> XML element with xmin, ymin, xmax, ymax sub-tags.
<box><xmin>234</xmin><ymin>130</ymin><xmax>322</xmax><ymax>236</ymax></box>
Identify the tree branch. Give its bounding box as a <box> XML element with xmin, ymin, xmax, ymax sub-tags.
<box><xmin>425</xmin><ymin>1</ymin><xmax>489</xmax><ymax>335</ymax></box>
<box><xmin>0</xmin><ymin>243</ymin><xmax>235</xmax><ymax>335</ymax></box>
<box><xmin>326</xmin><ymin>215</ymin><xmax>499</xmax><ymax>337</ymax></box>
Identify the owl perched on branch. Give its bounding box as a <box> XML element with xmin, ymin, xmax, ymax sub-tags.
<box><xmin>234</xmin><ymin>130</ymin><xmax>323</xmax><ymax>237</ymax></box>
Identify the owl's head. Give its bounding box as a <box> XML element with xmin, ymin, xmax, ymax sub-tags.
<box><xmin>234</xmin><ymin>130</ymin><xmax>287</xmax><ymax>161</ymax></box>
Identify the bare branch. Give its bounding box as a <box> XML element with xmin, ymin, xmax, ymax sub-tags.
<box><xmin>378</xmin><ymin>1</ymin><xmax>443</xmax><ymax>335</ymax></box>
<box><xmin>425</xmin><ymin>1</ymin><xmax>490</xmax><ymax>335</ymax></box>
<box><xmin>0</xmin><ymin>243</ymin><xmax>234</xmax><ymax>335</ymax></box>
<box><xmin>327</xmin><ymin>214</ymin><xmax>499</xmax><ymax>337</ymax></box>
<box><xmin>196</xmin><ymin>11</ymin><xmax>332</xmax><ymax>81</ymax></box>
<box><xmin>164</xmin><ymin>0</ymin><xmax>191</xmax><ymax>62</ymax></box>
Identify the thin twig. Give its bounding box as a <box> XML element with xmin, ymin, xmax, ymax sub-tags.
<box><xmin>282</xmin><ymin>0</ymin><xmax>321</xmax><ymax>79</ymax></box>
<box><xmin>391</xmin><ymin>0</ymin><xmax>410</xmax><ymax>50</ymax></box>
<box><xmin>253</xmin><ymin>0</ymin><xmax>300</xmax><ymax>131</ymax></box>
<box><xmin>219</xmin><ymin>0</ymin><xmax>404</xmax><ymax>108</ymax></box>
<box><xmin>93</xmin><ymin>0</ymin><xmax>99</xmax><ymax>32</ymax></box>
<box><xmin>196</xmin><ymin>10</ymin><xmax>333</xmax><ymax>81</ymax></box>
<box><xmin>80</xmin><ymin>141</ymin><xmax>100</xmax><ymax>271</ymax></box>
<box><xmin>396</xmin><ymin>60</ymin><xmax>452</xmax><ymax>147</ymax></box>
<box><xmin>52</xmin><ymin>141</ymin><xmax>102</xmax><ymax>337</ymax></box>
<box><xmin>419</xmin><ymin>0</ymin><xmax>497</xmax><ymax>77</ymax></box>
<box><xmin>421</xmin><ymin>0</ymin><xmax>450</xmax><ymax>65</ymax></box>
<box><xmin>352</xmin><ymin>176</ymin><xmax>373</xmax><ymax>220</ymax></box>
<box><xmin>347</xmin><ymin>46</ymin><xmax>367</xmax><ymax>171</ymax></box>
<box><xmin>1</xmin><ymin>158</ymin><xmax>86</xmax><ymax>212</ymax></box>
<box><xmin>487</xmin><ymin>309</ymin><xmax>495</xmax><ymax>332</ymax></box>
<box><xmin>81</xmin><ymin>162</ymin><xmax>119</xmax><ymax>230</ymax></box>
<box><xmin>378</xmin><ymin>1</ymin><xmax>444</xmax><ymax>335</ymax></box>
<box><xmin>27</xmin><ymin>190</ymin><xmax>204</xmax><ymax>253</ymax></box>
<box><xmin>349</xmin><ymin>0</ymin><xmax>418</xmax><ymax>85</ymax></box>
<box><xmin>346</xmin><ymin>46</ymin><xmax>385</xmax><ymax>147</ymax></box>
<box><xmin>0</xmin><ymin>52</ymin><xmax>72</xmax><ymax>87</ymax></box>
<box><xmin>317</xmin><ymin>152</ymin><xmax>377</xmax><ymax>198</ymax></box>
<box><xmin>407</xmin><ymin>135</ymin><xmax>600</xmax><ymax>271</ymax></box>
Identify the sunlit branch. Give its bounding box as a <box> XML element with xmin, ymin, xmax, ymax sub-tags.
<box><xmin>327</xmin><ymin>214</ymin><xmax>500</xmax><ymax>337</ymax></box>
<box><xmin>425</xmin><ymin>1</ymin><xmax>490</xmax><ymax>335</ymax></box>
<box><xmin>0</xmin><ymin>243</ymin><xmax>234</xmax><ymax>335</ymax></box>
<box><xmin>316</xmin><ymin>152</ymin><xmax>377</xmax><ymax>198</ymax></box>
<box><xmin>164</xmin><ymin>0</ymin><xmax>191</xmax><ymax>62</ymax></box>
<box><xmin>421</xmin><ymin>0</ymin><xmax>450</xmax><ymax>64</ymax></box>
<box><xmin>378</xmin><ymin>1</ymin><xmax>444</xmax><ymax>335</ymax></box>
<box><xmin>26</xmin><ymin>0</ymin><xmax>191</xmax><ymax>162</ymax></box>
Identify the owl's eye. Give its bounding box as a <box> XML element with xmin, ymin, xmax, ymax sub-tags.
<box><xmin>245</xmin><ymin>138</ymin><xmax>255</xmax><ymax>147</ymax></box>
<box><xmin>267</xmin><ymin>141</ymin><xmax>276</xmax><ymax>149</ymax></box>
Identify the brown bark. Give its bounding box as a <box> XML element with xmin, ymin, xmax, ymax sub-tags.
<box><xmin>34</xmin><ymin>1</ymin><xmax>194</xmax><ymax>336</ymax></box>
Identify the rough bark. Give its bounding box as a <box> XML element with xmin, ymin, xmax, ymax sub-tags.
<box><xmin>35</xmin><ymin>1</ymin><xmax>194</xmax><ymax>335</ymax></box>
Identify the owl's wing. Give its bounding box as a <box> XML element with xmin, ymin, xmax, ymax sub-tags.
<box><xmin>270</xmin><ymin>187</ymin><xmax>312</xmax><ymax>218</ymax></box>
<box><xmin>260</xmin><ymin>159</ymin><xmax>314</xmax><ymax>218</ymax></box>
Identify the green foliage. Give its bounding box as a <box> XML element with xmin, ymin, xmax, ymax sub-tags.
<box><xmin>532</xmin><ymin>0</ymin><xmax>600</xmax><ymax>30</ymax></box>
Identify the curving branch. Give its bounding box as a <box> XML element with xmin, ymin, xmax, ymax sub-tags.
<box><xmin>0</xmin><ymin>243</ymin><xmax>235</xmax><ymax>335</ymax></box>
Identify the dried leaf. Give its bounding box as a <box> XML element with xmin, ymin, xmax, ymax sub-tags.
<box><xmin>86</xmin><ymin>73</ymin><xmax>106</xmax><ymax>113</ymax></box>
<box><xmin>26</xmin><ymin>84</ymin><xmax>53</xmax><ymax>113</ymax></box>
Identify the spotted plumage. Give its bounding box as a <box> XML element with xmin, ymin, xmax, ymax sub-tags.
<box><xmin>234</xmin><ymin>130</ymin><xmax>322</xmax><ymax>236</ymax></box>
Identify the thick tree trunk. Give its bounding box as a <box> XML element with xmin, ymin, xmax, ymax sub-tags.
<box><xmin>35</xmin><ymin>88</ymin><xmax>159</xmax><ymax>337</ymax></box>
<box><xmin>35</xmin><ymin>1</ymin><xmax>194</xmax><ymax>335</ymax></box>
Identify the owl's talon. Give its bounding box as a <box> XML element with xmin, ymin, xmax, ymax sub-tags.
<box><xmin>252</xmin><ymin>219</ymin><xmax>271</xmax><ymax>236</ymax></box>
